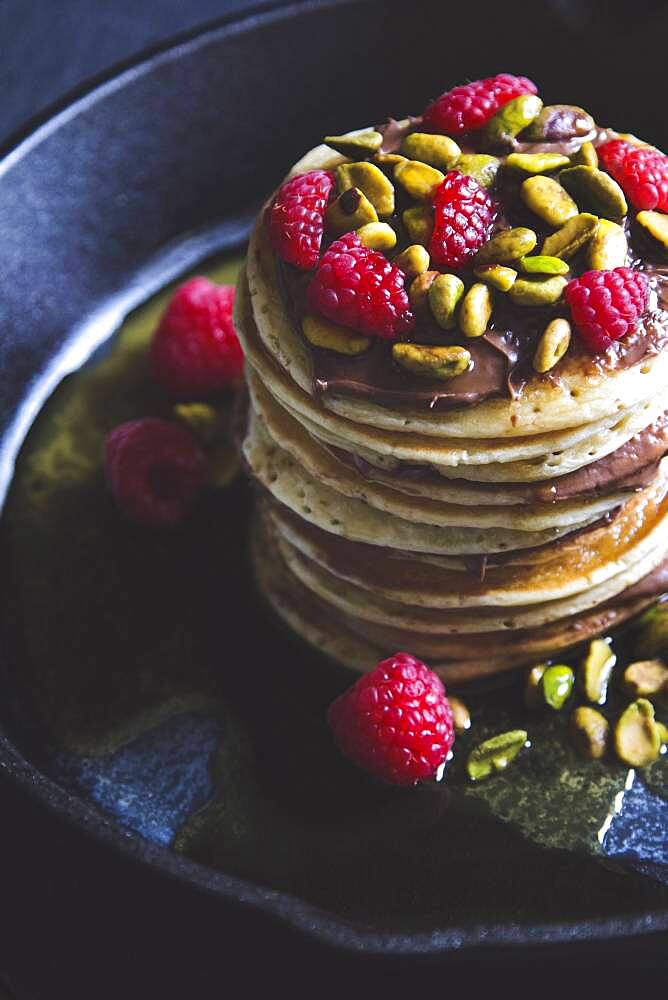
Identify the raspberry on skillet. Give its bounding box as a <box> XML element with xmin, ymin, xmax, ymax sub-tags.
<box><xmin>268</xmin><ymin>169</ymin><xmax>335</xmax><ymax>269</ymax></box>
<box><xmin>564</xmin><ymin>267</ymin><xmax>649</xmax><ymax>354</ymax></box>
<box><xmin>429</xmin><ymin>171</ymin><xmax>498</xmax><ymax>269</ymax></box>
<box><xmin>307</xmin><ymin>232</ymin><xmax>415</xmax><ymax>339</ymax></box>
<box><xmin>422</xmin><ymin>73</ymin><xmax>537</xmax><ymax>135</ymax></box>
<box><xmin>598</xmin><ymin>139</ymin><xmax>668</xmax><ymax>213</ymax></box>
<box><xmin>327</xmin><ymin>652</ymin><xmax>455</xmax><ymax>787</ymax></box>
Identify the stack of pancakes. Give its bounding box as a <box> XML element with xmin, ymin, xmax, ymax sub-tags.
<box><xmin>234</xmin><ymin>137</ymin><xmax>668</xmax><ymax>684</ymax></box>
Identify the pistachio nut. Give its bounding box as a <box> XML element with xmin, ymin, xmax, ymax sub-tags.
<box><xmin>392</xmin><ymin>342</ymin><xmax>471</xmax><ymax>380</ymax></box>
<box><xmin>542</xmin><ymin>664</ymin><xmax>575</xmax><ymax>710</ymax></box>
<box><xmin>173</xmin><ymin>402</ymin><xmax>220</xmax><ymax>445</ymax></box>
<box><xmin>466</xmin><ymin>730</ymin><xmax>528</xmax><ymax>781</ymax></box>
<box><xmin>448</xmin><ymin>695</ymin><xmax>471</xmax><ymax>733</ymax></box>
<box><xmin>622</xmin><ymin>659</ymin><xmax>668</xmax><ymax>700</ymax></box>
<box><xmin>505</xmin><ymin>152</ymin><xmax>570</xmax><ymax>174</ymax></box>
<box><xmin>459</xmin><ymin>282</ymin><xmax>493</xmax><ymax>338</ymax></box>
<box><xmin>356</xmin><ymin>221</ymin><xmax>397</xmax><ymax>251</ymax></box>
<box><xmin>455</xmin><ymin>154</ymin><xmax>501</xmax><ymax>189</ymax></box>
<box><xmin>336</xmin><ymin>161</ymin><xmax>395</xmax><ymax>216</ymax></box>
<box><xmin>394</xmin><ymin>159</ymin><xmax>445</xmax><ymax>202</ymax></box>
<box><xmin>580</xmin><ymin>638</ymin><xmax>616</xmax><ymax>705</ymax></box>
<box><xmin>482</xmin><ymin>94</ymin><xmax>543</xmax><ymax>148</ymax></box>
<box><xmin>326</xmin><ymin>187</ymin><xmax>378</xmax><ymax>233</ymax></box>
<box><xmin>541</xmin><ymin>213</ymin><xmax>599</xmax><ymax>259</ymax></box>
<box><xmin>522</xmin><ymin>105</ymin><xmax>595</xmax><ymax>142</ymax></box>
<box><xmin>570</xmin><ymin>141</ymin><xmax>598</xmax><ymax>168</ymax></box>
<box><xmin>302</xmin><ymin>314</ymin><xmax>371</xmax><ymax>355</ymax></box>
<box><xmin>519</xmin><ymin>255</ymin><xmax>570</xmax><ymax>275</ymax></box>
<box><xmin>635</xmin><ymin>603</ymin><xmax>668</xmax><ymax>658</ymax></box>
<box><xmin>474</xmin><ymin>227</ymin><xmax>537</xmax><ymax>265</ymax></box>
<box><xmin>428</xmin><ymin>273</ymin><xmax>465</xmax><ymax>329</ymax></box>
<box><xmin>402</xmin><ymin>205</ymin><xmax>433</xmax><ymax>246</ymax></box>
<box><xmin>400</xmin><ymin>132</ymin><xmax>461</xmax><ymax>171</ymax></box>
<box><xmin>324</xmin><ymin>128</ymin><xmax>383</xmax><ymax>158</ymax></box>
<box><xmin>532</xmin><ymin>318</ymin><xmax>571</xmax><ymax>373</ymax></box>
<box><xmin>509</xmin><ymin>275</ymin><xmax>567</xmax><ymax>307</ymax></box>
<box><xmin>570</xmin><ymin>706</ymin><xmax>609</xmax><ymax>760</ymax></box>
<box><xmin>521</xmin><ymin>175</ymin><xmax>579</xmax><ymax>227</ymax></box>
<box><xmin>559</xmin><ymin>165</ymin><xmax>628</xmax><ymax>219</ymax></box>
<box><xmin>373</xmin><ymin>151</ymin><xmax>408</xmax><ymax>168</ymax></box>
<box><xmin>587</xmin><ymin>218</ymin><xmax>628</xmax><ymax>270</ymax></box>
<box><xmin>409</xmin><ymin>270</ymin><xmax>439</xmax><ymax>313</ymax></box>
<box><xmin>614</xmin><ymin>698</ymin><xmax>662</xmax><ymax>767</ymax></box>
<box><xmin>525</xmin><ymin>663</ymin><xmax>547</xmax><ymax>709</ymax></box>
<box><xmin>636</xmin><ymin>210</ymin><xmax>668</xmax><ymax>251</ymax></box>
<box><xmin>473</xmin><ymin>264</ymin><xmax>518</xmax><ymax>291</ymax></box>
<box><xmin>394</xmin><ymin>244</ymin><xmax>430</xmax><ymax>279</ymax></box>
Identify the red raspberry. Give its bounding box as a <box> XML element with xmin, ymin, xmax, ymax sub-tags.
<box><xmin>598</xmin><ymin>139</ymin><xmax>668</xmax><ymax>212</ymax></box>
<box><xmin>268</xmin><ymin>169</ymin><xmax>335</xmax><ymax>269</ymax></box>
<box><xmin>327</xmin><ymin>652</ymin><xmax>455</xmax><ymax>787</ymax></box>
<box><xmin>423</xmin><ymin>73</ymin><xmax>537</xmax><ymax>135</ymax></box>
<box><xmin>564</xmin><ymin>267</ymin><xmax>649</xmax><ymax>353</ymax></box>
<box><xmin>307</xmin><ymin>232</ymin><xmax>414</xmax><ymax>339</ymax></box>
<box><xmin>104</xmin><ymin>418</ymin><xmax>209</xmax><ymax>528</ymax></box>
<box><xmin>429</xmin><ymin>171</ymin><xmax>498</xmax><ymax>269</ymax></box>
<box><xmin>150</xmin><ymin>277</ymin><xmax>243</xmax><ymax>399</ymax></box>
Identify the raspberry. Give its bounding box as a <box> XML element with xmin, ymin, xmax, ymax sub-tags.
<box><xmin>104</xmin><ymin>418</ymin><xmax>209</xmax><ymax>528</ymax></box>
<box><xmin>423</xmin><ymin>73</ymin><xmax>537</xmax><ymax>135</ymax></box>
<box><xmin>429</xmin><ymin>171</ymin><xmax>498</xmax><ymax>269</ymax></box>
<box><xmin>268</xmin><ymin>169</ymin><xmax>335</xmax><ymax>269</ymax></box>
<box><xmin>598</xmin><ymin>139</ymin><xmax>668</xmax><ymax>212</ymax></box>
<box><xmin>327</xmin><ymin>652</ymin><xmax>455</xmax><ymax>787</ymax></box>
<box><xmin>150</xmin><ymin>277</ymin><xmax>243</xmax><ymax>399</ymax></box>
<box><xmin>564</xmin><ymin>267</ymin><xmax>649</xmax><ymax>353</ymax></box>
<box><xmin>307</xmin><ymin>232</ymin><xmax>415</xmax><ymax>339</ymax></box>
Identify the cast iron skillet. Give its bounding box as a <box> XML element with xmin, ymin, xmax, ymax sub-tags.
<box><xmin>0</xmin><ymin>0</ymin><xmax>666</xmax><ymax>960</ymax></box>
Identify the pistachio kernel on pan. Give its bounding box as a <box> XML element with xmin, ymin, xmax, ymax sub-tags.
<box><xmin>520</xmin><ymin>175</ymin><xmax>579</xmax><ymax>228</ymax></box>
<box><xmin>448</xmin><ymin>696</ymin><xmax>471</xmax><ymax>733</ymax></box>
<box><xmin>394</xmin><ymin>159</ymin><xmax>445</xmax><ymax>202</ymax></box>
<box><xmin>580</xmin><ymin>638</ymin><xmax>616</xmax><ymax>705</ymax></box>
<box><xmin>525</xmin><ymin>663</ymin><xmax>548</xmax><ymax>709</ymax></box>
<box><xmin>570</xmin><ymin>141</ymin><xmax>598</xmax><ymax>168</ymax></box>
<box><xmin>466</xmin><ymin>730</ymin><xmax>528</xmax><ymax>781</ymax></box>
<box><xmin>474</xmin><ymin>227</ymin><xmax>537</xmax><ymax>265</ymax></box>
<box><xmin>505</xmin><ymin>152</ymin><xmax>570</xmax><ymax>174</ymax></box>
<box><xmin>570</xmin><ymin>707</ymin><xmax>609</xmax><ymax>760</ymax></box>
<box><xmin>373</xmin><ymin>151</ymin><xmax>408</xmax><ymax>168</ymax></box>
<box><xmin>622</xmin><ymin>659</ymin><xmax>668</xmax><ymax>700</ymax></box>
<box><xmin>541</xmin><ymin>664</ymin><xmax>575</xmax><ymax>710</ymax></box>
<box><xmin>614</xmin><ymin>699</ymin><xmax>662</xmax><ymax>767</ymax></box>
<box><xmin>519</xmin><ymin>255</ymin><xmax>570</xmax><ymax>276</ymax></box>
<box><xmin>336</xmin><ymin>161</ymin><xmax>395</xmax><ymax>216</ymax></box>
<box><xmin>428</xmin><ymin>273</ymin><xmax>465</xmax><ymax>330</ymax></box>
<box><xmin>482</xmin><ymin>94</ymin><xmax>543</xmax><ymax>148</ymax></box>
<box><xmin>587</xmin><ymin>219</ymin><xmax>628</xmax><ymax>270</ymax></box>
<box><xmin>403</xmin><ymin>205</ymin><xmax>434</xmax><ymax>246</ymax></box>
<box><xmin>392</xmin><ymin>343</ymin><xmax>471</xmax><ymax>380</ymax></box>
<box><xmin>541</xmin><ymin>213</ymin><xmax>599</xmax><ymax>259</ymax></box>
<box><xmin>454</xmin><ymin>154</ymin><xmax>501</xmax><ymax>189</ymax></box>
<box><xmin>636</xmin><ymin>210</ymin><xmax>668</xmax><ymax>250</ymax></box>
<box><xmin>326</xmin><ymin>187</ymin><xmax>378</xmax><ymax>233</ymax></box>
<box><xmin>394</xmin><ymin>244</ymin><xmax>430</xmax><ymax>280</ymax></box>
<box><xmin>459</xmin><ymin>282</ymin><xmax>493</xmax><ymax>338</ymax></box>
<box><xmin>302</xmin><ymin>315</ymin><xmax>371</xmax><ymax>355</ymax></box>
<box><xmin>172</xmin><ymin>402</ymin><xmax>220</xmax><ymax>445</ymax></box>
<box><xmin>559</xmin><ymin>166</ymin><xmax>628</xmax><ymax>220</ymax></box>
<box><xmin>356</xmin><ymin>221</ymin><xmax>397</xmax><ymax>251</ymax></box>
<box><xmin>400</xmin><ymin>132</ymin><xmax>461</xmax><ymax>171</ymax></box>
<box><xmin>533</xmin><ymin>318</ymin><xmax>572</xmax><ymax>373</ymax></box>
<box><xmin>408</xmin><ymin>270</ymin><xmax>440</xmax><ymax>313</ymax></box>
<box><xmin>324</xmin><ymin>128</ymin><xmax>383</xmax><ymax>158</ymax></box>
<box><xmin>473</xmin><ymin>264</ymin><xmax>518</xmax><ymax>291</ymax></box>
<box><xmin>509</xmin><ymin>275</ymin><xmax>567</xmax><ymax>307</ymax></box>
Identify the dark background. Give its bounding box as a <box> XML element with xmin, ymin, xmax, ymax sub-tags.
<box><xmin>1</xmin><ymin>1</ymin><xmax>667</xmax><ymax>996</ymax></box>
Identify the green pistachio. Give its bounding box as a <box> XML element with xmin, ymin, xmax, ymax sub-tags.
<box><xmin>466</xmin><ymin>730</ymin><xmax>528</xmax><ymax>781</ymax></box>
<box><xmin>173</xmin><ymin>402</ymin><xmax>220</xmax><ymax>445</ymax></box>
<box><xmin>474</xmin><ymin>227</ymin><xmax>537</xmax><ymax>265</ymax></box>
<box><xmin>356</xmin><ymin>221</ymin><xmax>397</xmax><ymax>250</ymax></box>
<box><xmin>455</xmin><ymin>154</ymin><xmax>501</xmax><ymax>189</ymax></box>
<box><xmin>394</xmin><ymin>244</ymin><xmax>430</xmax><ymax>279</ymax></box>
<box><xmin>525</xmin><ymin>663</ymin><xmax>547</xmax><ymax>708</ymax></box>
<box><xmin>570</xmin><ymin>706</ymin><xmax>609</xmax><ymax>760</ymax></box>
<box><xmin>409</xmin><ymin>270</ymin><xmax>439</xmax><ymax>313</ymax></box>
<box><xmin>402</xmin><ymin>205</ymin><xmax>433</xmax><ymax>245</ymax></box>
<box><xmin>519</xmin><ymin>255</ymin><xmax>570</xmax><ymax>275</ymax></box>
<box><xmin>302</xmin><ymin>315</ymin><xmax>371</xmax><ymax>355</ymax></box>
<box><xmin>392</xmin><ymin>342</ymin><xmax>471</xmax><ymax>380</ymax></box>
<box><xmin>541</xmin><ymin>213</ymin><xmax>599</xmax><ymax>259</ymax></box>
<box><xmin>635</xmin><ymin>603</ymin><xmax>668</xmax><ymax>658</ymax></box>
<box><xmin>449</xmin><ymin>696</ymin><xmax>471</xmax><ymax>733</ymax></box>
<box><xmin>559</xmin><ymin>165</ymin><xmax>628</xmax><ymax>219</ymax></box>
<box><xmin>428</xmin><ymin>273</ymin><xmax>465</xmax><ymax>330</ymax></box>
<box><xmin>614</xmin><ymin>698</ymin><xmax>662</xmax><ymax>767</ymax></box>
<box><xmin>522</xmin><ymin>105</ymin><xmax>595</xmax><ymax>142</ymax></box>
<box><xmin>636</xmin><ymin>210</ymin><xmax>668</xmax><ymax>251</ymax></box>
<box><xmin>400</xmin><ymin>132</ymin><xmax>461</xmax><ymax>171</ymax></box>
<box><xmin>587</xmin><ymin>218</ymin><xmax>628</xmax><ymax>270</ymax></box>
<box><xmin>459</xmin><ymin>282</ymin><xmax>493</xmax><ymax>338</ymax></box>
<box><xmin>532</xmin><ymin>318</ymin><xmax>572</xmax><ymax>373</ymax></box>
<box><xmin>324</xmin><ymin>128</ymin><xmax>383</xmax><ymax>158</ymax></box>
<box><xmin>394</xmin><ymin>159</ymin><xmax>445</xmax><ymax>202</ymax></box>
<box><xmin>521</xmin><ymin>175</ymin><xmax>579</xmax><ymax>227</ymax></box>
<box><xmin>580</xmin><ymin>638</ymin><xmax>616</xmax><ymax>705</ymax></box>
<box><xmin>542</xmin><ymin>664</ymin><xmax>575</xmax><ymax>710</ymax></box>
<box><xmin>505</xmin><ymin>152</ymin><xmax>570</xmax><ymax>174</ymax></box>
<box><xmin>622</xmin><ymin>659</ymin><xmax>668</xmax><ymax>700</ymax></box>
<box><xmin>336</xmin><ymin>161</ymin><xmax>395</xmax><ymax>216</ymax></box>
<box><xmin>509</xmin><ymin>275</ymin><xmax>567</xmax><ymax>307</ymax></box>
<box><xmin>373</xmin><ymin>151</ymin><xmax>408</xmax><ymax>167</ymax></box>
<box><xmin>482</xmin><ymin>94</ymin><xmax>543</xmax><ymax>148</ymax></box>
<box><xmin>570</xmin><ymin>141</ymin><xmax>598</xmax><ymax>168</ymax></box>
<box><xmin>473</xmin><ymin>264</ymin><xmax>518</xmax><ymax>291</ymax></box>
<box><xmin>326</xmin><ymin>187</ymin><xmax>378</xmax><ymax>233</ymax></box>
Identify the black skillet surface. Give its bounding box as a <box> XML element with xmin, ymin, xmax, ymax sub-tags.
<box><xmin>0</xmin><ymin>0</ymin><xmax>667</xmax><ymax>985</ymax></box>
